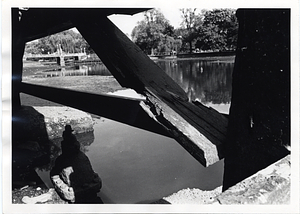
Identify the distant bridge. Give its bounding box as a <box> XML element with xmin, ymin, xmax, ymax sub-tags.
<box><xmin>24</xmin><ymin>47</ymin><xmax>87</xmax><ymax>66</ymax></box>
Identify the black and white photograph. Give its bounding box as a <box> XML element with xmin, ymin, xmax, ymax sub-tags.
<box><xmin>1</xmin><ymin>0</ymin><xmax>299</xmax><ymax>213</ymax></box>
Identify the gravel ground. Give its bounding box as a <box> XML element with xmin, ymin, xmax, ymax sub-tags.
<box><xmin>12</xmin><ymin>186</ymin><xmax>67</xmax><ymax>204</ymax></box>
<box><xmin>163</xmin><ymin>186</ymin><xmax>222</xmax><ymax>204</ymax></box>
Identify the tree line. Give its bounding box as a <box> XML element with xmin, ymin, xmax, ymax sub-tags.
<box><xmin>25</xmin><ymin>29</ymin><xmax>93</xmax><ymax>55</ymax></box>
<box><xmin>131</xmin><ymin>8</ymin><xmax>238</xmax><ymax>55</ymax></box>
<box><xmin>25</xmin><ymin>8</ymin><xmax>238</xmax><ymax>56</ymax></box>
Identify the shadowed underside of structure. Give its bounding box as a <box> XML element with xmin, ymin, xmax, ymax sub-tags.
<box><xmin>12</xmin><ymin>8</ymin><xmax>228</xmax><ymax>167</ymax></box>
<box><xmin>12</xmin><ymin>8</ymin><xmax>290</xmax><ymax>191</ymax></box>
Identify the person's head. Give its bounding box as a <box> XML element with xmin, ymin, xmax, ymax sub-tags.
<box><xmin>65</xmin><ymin>125</ymin><xmax>74</xmax><ymax>134</ymax></box>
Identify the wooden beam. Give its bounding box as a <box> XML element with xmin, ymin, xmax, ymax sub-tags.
<box><xmin>72</xmin><ymin>13</ymin><xmax>228</xmax><ymax>166</ymax></box>
<box><xmin>12</xmin><ymin>8</ymin><xmax>25</xmax><ymax>111</ymax></box>
<box><xmin>20</xmin><ymin>82</ymin><xmax>170</xmax><ymax>137</ymax></box>
<box><xmin>18</xmin><ymin>8</ymin><xmax>150</xmax><ymax>42</ymax></box>
<box><xmin>222</xmin><ymin>9</ymin><xmax>290</xmax><ymax>190</ymax></box>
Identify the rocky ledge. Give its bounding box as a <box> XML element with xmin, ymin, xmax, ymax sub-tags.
<box><xmin>33</xmin><ymin>106</ymin><xmax>94</xmax><ymax>139</ymax></box>
<box><xmin>161</xmin><ymin>155</ymin><xmax>290</xmax><ymax>205</ymax></box>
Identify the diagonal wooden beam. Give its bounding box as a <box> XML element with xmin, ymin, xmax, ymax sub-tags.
<box><xmin>20</xmin><ymin>82</ymin><xmax>170</xmax><ymax>137</ymax></box>
<box><xmin>72</xmin><ymin>12</ymin><xmax>228</xmax><ymax>166</ymax></box>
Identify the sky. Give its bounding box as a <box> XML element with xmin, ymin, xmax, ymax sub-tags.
<box><xmin>108</xmin><ymin>8</ymin><xmax>183</xmax><ymax>37</ymax></box>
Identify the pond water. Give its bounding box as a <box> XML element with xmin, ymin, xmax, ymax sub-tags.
<box><xmin>36</xmin><ymin>57</ymin><xmax>234</xmax><ymax>204</ymax></box>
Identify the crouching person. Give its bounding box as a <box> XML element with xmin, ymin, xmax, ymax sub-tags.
<box><xmin>50</xmin><ymin>125</ymin><xmax>102</xmax><ymax>204</ymax></box>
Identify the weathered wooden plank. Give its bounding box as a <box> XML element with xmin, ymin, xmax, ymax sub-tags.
<box><xmin>142</xmin><ymin>89</ymin><xmax>227</xmax><ymax>165</ymax></box>
<box><xmin>72</xmin><ymin>13</ymin><xmax>228</xmax><ymax>166</ymax></box>
<box><xmin>20</xmin><ymin>82</ymin><xmax>170</xmax><ymax>137</ymax></box>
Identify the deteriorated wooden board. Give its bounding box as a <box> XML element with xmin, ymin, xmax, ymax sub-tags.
<box><xmin>21</xmin><ymin>82</ymin><xmax>170</xmax><ymax>137</ymax></box>
<box><xmin>140</xmin><ymin>91</ymin><xmax>226</xmax><ymax>166</ymax></box>
<box><xmin>72</xmin><ymin>12</ymin><xmax>227</xmax><ymax>166</ymax></box>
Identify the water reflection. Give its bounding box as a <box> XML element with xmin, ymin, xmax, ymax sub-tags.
<box><xmin>39</xmin><ymin>59</ymin><xmax>234</xmax><ymax>108</ymax></box>
<box><xmin>156</xmin><ymin>59</ymin><xmax>234</xmax><ymax>105</ymax></box>
<box><xmin>41</xmin><ymin>63</ymin><xmax>111</xmax><ymax>78</ymax></box>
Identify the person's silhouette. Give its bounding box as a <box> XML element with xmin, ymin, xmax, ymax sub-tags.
<box><xmin>50</xmin><ymin>125</ymin><xmax>102</xmax><ymax>203</ymax></box>
<box><xmin>61</xmin><ymin>125</ymin><xmax>79</xmax><ymax>155</ymax></box>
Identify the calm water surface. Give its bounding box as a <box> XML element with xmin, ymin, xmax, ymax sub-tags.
<box><xmin>36</xmin><ymin>57</ymin><xmax>234</xmax><ymax>203</ymax></box>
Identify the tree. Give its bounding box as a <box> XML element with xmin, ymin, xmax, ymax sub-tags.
<box><xmin>25</xmin><ymin>29</ymin><xmax>93</xmax><ymax>55</ymax></box>
<box><xmin>131</xmin><ymin>9</ymin><xmax>178</xmax><ymax>55</ymax></box>
<box><xmin>179</xmin><ymin>8</ymin><xmax>203</xmax><ymax>53</ymax></box>
<box><xmin>198</xmin><ymin>9</ymin><xmax>238</xmax><ymax>51</ymax></box>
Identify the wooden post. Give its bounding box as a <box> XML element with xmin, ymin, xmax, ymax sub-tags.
<box><xmin>223</xmin><ymin>9</ymin><xmax>290</xmax><ymax>191</ymax></box>
<box><xmin>12</xmin><ymin>8</ymin><xmax>26</xmax><ymax>112</ymax></box>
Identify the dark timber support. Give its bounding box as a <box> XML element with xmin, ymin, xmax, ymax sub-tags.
<box><xmin>20</xmin><ymin>82</ymin><xmax>170</xmax><ymax>137</ymax></box>
<box><xmin>222</xmin><ymin>9</ymin><xmax>290</xmax><ymax>191</ymax></box>
<box><xmin>12</xmin><ymin>8</ymin><xmax>26</xmax><ymax>112</ymax></box>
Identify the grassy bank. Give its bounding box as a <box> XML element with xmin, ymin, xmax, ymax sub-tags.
<box><xmin>21</xmin><ymin>61</ymin><xmax>124</xmax><ymax>107</ymax></box>
<box><xmin>21</xmin><ymin>76</ymin><xmax>124</xmax><ymax>107</ymax></box>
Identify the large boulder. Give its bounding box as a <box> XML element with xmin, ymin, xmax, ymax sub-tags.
<box><xmin>33</xmin><ymin>106</ymin><xmax>94</xmax><ymax>139</ymax></box>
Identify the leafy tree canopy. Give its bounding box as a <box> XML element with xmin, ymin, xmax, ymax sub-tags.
<box><xmin>131</xmin><ymin>8</ymin><xmax>238</xmax><ymax>54</ymax></box>
<box><xmin>198</xmin><ymin>8</ymin><xmax>238</xmax><ymax>51</ymax></box>
<box><xmin>178</xmin><ymin>8</ymin><xmax>203</xmax><ymax>53</ymax></box>
<box><xmin>131</xmin><ymin>8</ymin><xmax>181</xmax><ymax>55</ymax></box>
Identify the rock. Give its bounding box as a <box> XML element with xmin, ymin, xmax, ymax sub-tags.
<box><xmin>12</xmin><ymin>106</ymin><xmax>49</xmax><ymax>145</ymax></box>
<box><xmin>160</xmin><ymin>155</ymin><xmax>290</xmax><ymax>205</ymax></box>
<box><xmin>13</xmin><ymin>185</ymin><xmax>67</xmax><ymax>204</ymax></box>
<box><xmin>213</xmin><ymin>155</ymin><xmax>290</xmax><ymax>204</ymax></box>
<box><xmin>163</xmin><ymin>186</ymin><xmax>222</xmax><ymax>204</ymax></box>
<box><xmin>51</xmin><ymin>175</ymin><xmax>75</xmax><ymax>202</ymax></box>
<box><xmin>33</xmin><ymin>106</ymin><xmax>94</xmax><ymax>139</ymax></box>
<box><xmin>22</xmin><ymin>188</ymin><xmax>55</xmax><ymax>204</ymax></box>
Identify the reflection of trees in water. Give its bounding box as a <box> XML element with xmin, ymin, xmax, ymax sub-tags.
<box><xmin>157</xmin><ymin>59</ymin><xmax>233</xmax><ymax>104</ymax></box>
<box><xmin>40</xmin><ymin>63</ymin><xmax>111</xmax><ymax>78</ymax></box>
<box><xmin>86</xmin><ymin>64</ymin><xmax>111</xmax><ymax>76</ymax></box>
<box><xmin>57</xmin><ymin>64</ymin><xmax>111</xmax><ymax>76</ymax></box>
